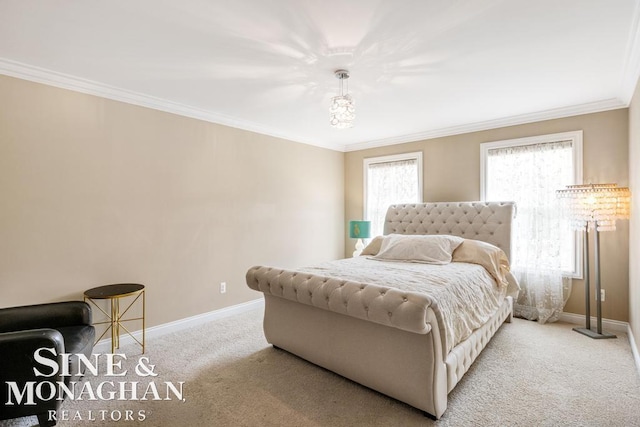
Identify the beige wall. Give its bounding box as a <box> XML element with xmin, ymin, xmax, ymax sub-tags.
<box><xmin>629</xmin><ymin>77</ymin><xmax>640</xmax><ymax>346</ymax></box>
<box><xmin>0</xmin><ymin>75</ymin><xmax>345</xmax><ymax>329</ymax></box>
<box><xmin>1</xmin><ymin>71</ymin><xmax>633</xmax><ymax>329</ymax></box>
<box><xmin>346</xmin><ymin>109</ymin><xmax>630</xmax><ymax>321</ymax></box>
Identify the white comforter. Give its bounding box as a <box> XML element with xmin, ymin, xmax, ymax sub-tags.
<box><xmin>298</xmin><ymin>257</ymin><xmax>506</xmax><ymax>353</ymax></box>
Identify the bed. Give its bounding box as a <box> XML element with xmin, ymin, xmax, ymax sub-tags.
<box><xmin>246</xmin><ymin>201</ymin><xmax>516</xmax><ymax>419</ymax></box>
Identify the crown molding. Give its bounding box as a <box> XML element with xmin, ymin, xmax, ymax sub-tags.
<box><xmin>619</xmin><ymin>0</ymin><xmax>640</xmax><ymax>104</ymax></box>
<box><xmin>344</xmin><ymin>98</ymin><xmax>627</xmax><ymax>152</ymax></box>
<box><xmin>0</xmin><ymin>58</ymin><xmax>631</xmax><ymax>155</ymax></box>
<box><xmin>0</xmin><ymin>58</ymin><xmax>342</xmax><ymax>152</ymax></box>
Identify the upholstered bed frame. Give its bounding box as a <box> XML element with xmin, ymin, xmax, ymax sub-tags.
<box><xmin>247</xmin><ymin>201</ymin><xmax>516</xmax><ymax>418</ymax></box>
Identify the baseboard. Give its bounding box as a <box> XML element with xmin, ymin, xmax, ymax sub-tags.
<box><xmin>553</xmin><ymin>313</ymin><xmax>640</xmax><ymax>374</ymax></box>
<box><xmin>558</xmin><ymin>312</ymin><xmax>628</xmax><ymax>334</ymax></box>
<box><xmin>93</xmin><ymin>298</ymin><xmax>264</xmax><ymax>353</ymax></box>
<box><xmin>628</xmin><ymin>324</ymin><xmax>640</xmax><ymax>376</ymax></box>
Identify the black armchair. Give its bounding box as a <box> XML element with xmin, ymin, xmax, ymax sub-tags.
<box><xmin>0</xmin><ymin>301</ymin><xmax>95</xmax><ymax>426</ymax></box>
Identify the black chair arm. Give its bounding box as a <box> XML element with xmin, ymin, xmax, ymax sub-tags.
<box><xmin>0</xmin><ymin>301</ymin><xmax>92</xmax><ymax>333</ymax></box>
<box><xmin>0</xmin><ymin>329</ymin><xmax>66</xmax><ymax>422</ymax></box>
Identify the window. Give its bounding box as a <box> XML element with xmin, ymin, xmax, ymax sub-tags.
<box><xmin>480</xmin><ymin>131</ymin><xmax>583</xmax><ymax>277</ymax></box>
<box><xmin>364</xmin><ymin>152</ymin><xmax>423</xmax><ymax>237</ymax></box>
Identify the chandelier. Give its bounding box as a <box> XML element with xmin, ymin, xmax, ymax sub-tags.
<box><xmin>329</xmin><ymin>69</ymin><xmax>355</xmax><ymax>129</ymax></box>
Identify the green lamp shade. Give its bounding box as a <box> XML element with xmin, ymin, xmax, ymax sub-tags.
<box><xmin>349</xmin><ymin>221</ymin><xmax>371</xmax><ymax>239</ymax></box>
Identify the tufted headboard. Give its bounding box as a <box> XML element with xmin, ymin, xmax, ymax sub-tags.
<box><xmin>383</xmin><ymin>201</ymin><xmax>516</xmax><ymax>261</ymax></box>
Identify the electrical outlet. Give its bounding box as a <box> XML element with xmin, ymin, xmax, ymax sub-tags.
<box><xmin>220</xmin><ymin>282</ymin><xmax>227</xmax><ymax>294</ymax></box>
<box><xmin>600</xmin><ymin>289</ymin><xmax>605</xmax><ymax>302</ymax></box>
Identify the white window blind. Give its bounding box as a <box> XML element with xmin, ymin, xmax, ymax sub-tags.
<box><xmin>364</xmin><ymin>153</ymin><xmax>422</xmax><ymax>237</ymax></box>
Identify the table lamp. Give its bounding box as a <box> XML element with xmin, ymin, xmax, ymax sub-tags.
<box><xmin>556</xmin><ymin>183</ymin><xmax>631</xmax><ymax>339</ymax></box>
<box><xmin>349</xmin><ymin>220</ymin><xmax>371</xmax><ymax>257</ymax></box>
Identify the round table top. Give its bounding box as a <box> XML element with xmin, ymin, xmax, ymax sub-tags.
<box><xmin>84</xmin><ymin>283</ymin><xmax>145</xmax><ymax>299</ymax></box>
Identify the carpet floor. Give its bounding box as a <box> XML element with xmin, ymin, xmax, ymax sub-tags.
<box><xmin>2</xmin><ymin>306</ymin><xmax>640</xmax><ymax>426</ymax></box>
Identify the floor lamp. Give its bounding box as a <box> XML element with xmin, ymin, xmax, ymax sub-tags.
<box><xmin>557</xmin><ymin>183</ymin><xmax>631</xmax><ymax>339</ymax></box>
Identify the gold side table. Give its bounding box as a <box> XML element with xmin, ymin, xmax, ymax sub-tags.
<box><xmin>84</xmin><ymin>283</ymin><xmax>145</xmax><ymax>353</ymax></box>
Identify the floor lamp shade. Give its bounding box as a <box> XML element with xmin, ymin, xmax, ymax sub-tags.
<box><xmin>557</xmin><ymin>183</ymin><xmax>631</xmax><ymax>339</ymax></box>
<box><xmin>349</xmin><ymin>220</ymin><xmax>371</xmax><ymax>257</ymax></box>
<box><xmin>557</xmin><ymin>183</ymin><xmax>631</xmax><ymax>231</ymax></box>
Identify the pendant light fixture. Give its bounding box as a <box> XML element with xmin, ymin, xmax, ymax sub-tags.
<box><xmin>329</xmin><ymin>69</ymin><xmax>355</xmax><ymax>129</ymax></box>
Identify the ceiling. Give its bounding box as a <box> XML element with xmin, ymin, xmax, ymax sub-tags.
<box><xmin>1</xmin><ymin>0</ymin><xmax>639</xmax><ymax>152</ymax></box>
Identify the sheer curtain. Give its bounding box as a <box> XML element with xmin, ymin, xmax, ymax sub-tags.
<box><xmin>487</xmin><ymin>141</ymin><xmax>573</xmax><ymax>323</ymax></box>
<box><xmin>366</xmin><ymin>159</ymin><xmax>419</xmax><ymax>237</ymax></box>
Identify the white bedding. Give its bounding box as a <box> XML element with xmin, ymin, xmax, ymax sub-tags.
<box><xmin>298</xmin><ymin>257</ymin><xmax>506</xmax><ymax>353</ymax></box>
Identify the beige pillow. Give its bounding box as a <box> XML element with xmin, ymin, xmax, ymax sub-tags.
<box><xmin>373</xmin><ymin>234</ymin><xmax>464</xmax><ymax>264</ymax></box>
<box><xmin>361</xmin><ymin>236</ymin><xmax>383</xmax><ymax>256</ymax></box>
<box><xmin>452</xmin><ymin>239</ymin><xmax>511</xmax><ymax>287</ymax></box>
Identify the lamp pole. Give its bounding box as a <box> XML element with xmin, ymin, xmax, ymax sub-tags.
<box><xmin>583</xmin><ymin>225</ymin><xmax>590</xmax><ymax>331</ymax></box>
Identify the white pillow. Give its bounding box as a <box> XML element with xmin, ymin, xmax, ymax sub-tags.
<box><xmin>372</xmin><ymin>234</ymin><xmax>464</xmax><ymax>264</ymax></box>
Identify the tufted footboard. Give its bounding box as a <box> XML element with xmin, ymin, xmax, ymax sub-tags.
<box><xmin>260</xmin><ymin>294</ymin><xmax>449</xmax><ymax>417</ymax></box>
<box><xmin>246</xmin><ymin>266</ymin><xmax>433</xmax><ymax>335</ymax></box>
<box><xmin>258</xmin><ymin>293</ymin><xmax>512</xmax><ymax>419</ymax></box>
